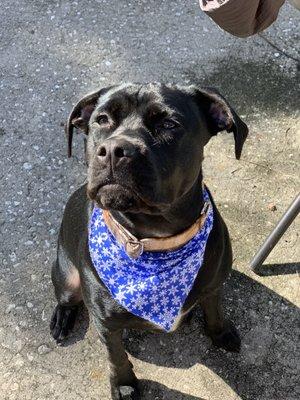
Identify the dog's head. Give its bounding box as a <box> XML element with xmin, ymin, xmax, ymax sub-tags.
<box><xmin>66</xmin><ymin>83</ymin><xmax>248</xmax><ymax>213</ymax></box>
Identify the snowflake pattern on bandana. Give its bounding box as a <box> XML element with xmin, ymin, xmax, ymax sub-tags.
<box><xmin>88</xmin><ymin>188</ymin><xmax>213</xmax><ymax>332</ymax></box>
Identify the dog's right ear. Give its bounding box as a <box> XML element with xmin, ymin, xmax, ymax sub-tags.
<box><xmin>65</xmin><ymin>87</ymin><xmax>112</xmax><ymax>157</ymax></box>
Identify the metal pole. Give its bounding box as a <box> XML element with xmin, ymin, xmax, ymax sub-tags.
<box><xmin>250</xmin><ymin>193</ymin><xmax>300</xmax><ymax>273</ymax></box>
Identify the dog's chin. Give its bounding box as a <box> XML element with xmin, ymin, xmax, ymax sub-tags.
<box><xmin>89</xmin><ymin>184</ymin><xmax>141</xmax><ymax>212</ymax></box>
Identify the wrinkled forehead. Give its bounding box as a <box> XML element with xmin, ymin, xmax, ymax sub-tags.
<box><xmin>96</xmin><ymin>83</ymin><xmax>194</xmax><ymax>117</ymax></box>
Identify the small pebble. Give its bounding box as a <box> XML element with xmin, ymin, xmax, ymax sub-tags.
<box><xmin>37</xmin><ymin>344</ymin><xmax>52</xmax><ymax>355</ymax></box>
<box><xmin>5</xmin><ymin>304</ymin><xmax>16</xmax><ymax>314</ymax></box>
<box><xmin>23</xmin><ymin>162</ymin><xmax>32</xmax><ymax>170</ymax></box>
<box><xmin>10</xmin><ymin>382</ymin><xmax>19</xmax><ymax>391</ymax></box>
<box><xmin>268</xmin><ymin>203</ymin><xmax>277</xmax><ymax>212</ymax></box>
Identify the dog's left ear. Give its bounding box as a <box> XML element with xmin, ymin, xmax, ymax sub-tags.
<box><xmin>192</xmin><ymin>87</ymin><xmax>248</xmax><ymax>159</ymax></box>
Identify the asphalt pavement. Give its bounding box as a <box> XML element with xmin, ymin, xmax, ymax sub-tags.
<box><xmin>0</xmin><ymin>1</ymin><xmax>299</xmax><ymax>399</ymax></box>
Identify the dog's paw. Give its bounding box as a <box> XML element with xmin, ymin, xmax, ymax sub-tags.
<box><xmin>207</xmin><ymin>320</ymin><xmax>241</xmax><ymax>353</ymax></box>
<box><xmin>50</xmin><ymin>304</ymin><xmax>78</xmax><ymax>343</ymax></box>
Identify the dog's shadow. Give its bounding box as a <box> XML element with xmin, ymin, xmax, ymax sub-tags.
<box><xmin>124</xmin><ymin>267</ymin><xmax>299</xmax><ymax>400</ymax></box>
<box><xmin>139</xmin><ymin>380</ymin><xmax>206</xmax><ymax>400</ymax></box>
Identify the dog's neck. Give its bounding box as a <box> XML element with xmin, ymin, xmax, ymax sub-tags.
<box><xmin>110</xmin><ymin>174</ymin><xmax>206</xmax><ymax>239</ymax></box>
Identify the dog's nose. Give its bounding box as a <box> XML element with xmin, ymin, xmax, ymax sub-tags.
<box><xmin>97</xmin><ymin>140</ymin><xmax>137</xmax><ymax>167</ymax></box>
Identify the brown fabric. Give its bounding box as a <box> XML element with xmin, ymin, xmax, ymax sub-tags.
<box><xmin>103</xmin><ymin>206</ymin><xmax>208</xmax><ymax>259</ymax></box>
<box><xmin>200</xmin><ymin>0</ymin><xmax>286</xmax><ymax>37</ymax></box>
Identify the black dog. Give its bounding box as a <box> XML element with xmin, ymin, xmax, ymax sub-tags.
<box><xmin>50</xmin><ymin>83</ymin><xmax>248</xmax><ymax>400</ymax></box>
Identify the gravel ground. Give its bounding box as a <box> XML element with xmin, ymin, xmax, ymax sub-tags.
<box><xmin>0</xmin><ymin>1</ymin><xmax>299</xmax><ymax>399</ymax></box>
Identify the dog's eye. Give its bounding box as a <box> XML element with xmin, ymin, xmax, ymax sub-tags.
<box><xmin>161</xmin><ymin>119</ymin><xmax>178</xmax><ymax>130</ymax></box>
<box><xmin>96</xmin><ymin>114</ymin><xmax>109</xmax><ymax>125</ymax></box>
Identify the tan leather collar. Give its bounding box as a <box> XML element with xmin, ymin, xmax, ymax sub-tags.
<box><xmin>102</xmin><ymin>200</ymin><xmax>210</xmax><ymax>259</ymax></box>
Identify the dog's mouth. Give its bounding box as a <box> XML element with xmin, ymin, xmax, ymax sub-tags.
<box><xmin>87</xmin><ymin>183</ymin><xmax>142</xmax><ymax>212</ymax></box>
<box><xmin>87</xmin><ymin>181</ymin><xmax>169</xmax><ymax>214</ymax></box>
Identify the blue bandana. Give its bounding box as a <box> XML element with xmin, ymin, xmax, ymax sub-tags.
<box><xmin>89</xmin><ymin>189</ymin><xmax>213</xmax><ymax>332</ymax></box>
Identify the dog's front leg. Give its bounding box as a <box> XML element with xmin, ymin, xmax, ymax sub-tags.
<box><xmin>94</xmin><ymin>321</ymin><xmax>140</xmax><ymax>400</ymax></box>
<box><xmin>201</xmin><ymin>290</ymin><xmax>241</xmax><ymax>352</ymax></box>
